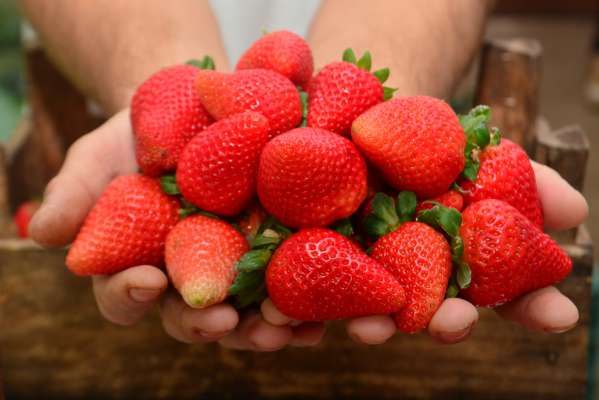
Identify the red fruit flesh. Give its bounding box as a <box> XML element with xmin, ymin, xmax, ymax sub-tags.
<box><xmin>13</xmin><ymin>201</ymin><xmax>41</xmax><ymax>239</ymax></box>
<box><xmin>352</xmin><ymin>96</ymin><xmax>466</xmax><ymax>198</ymax></box>
<box><xmin>416</xmin><ymin>190</ymin><xmax>464</xmax><ymax>213</ymax></box>
<box><xmin>131</xmin><ymin>65</ymin><xmax>213</xmax><ymax>177</ymax></box>
<box><xmin>236</xmin><ymin>30</ymin><xmax>313</xmax><ymax>89</ymax></box>
<box><xmin>237</xmin><ymin>202</ymin><xmax>267</xmax><ymax>240</ymax></box>
<box><xmin>371</xmin><ymin>222</ymin><xmax>452</xmax><ymax>333</ymax></box>
<box><xmin>266</xmin><ymin>228</ymin><xmax>405</xmax><ymax>321</ymax></box>
<box><xmin>460</xmin><ymin>139</ymin><xmax>544</xmax><ymax>228</ymax></box>
<box><xmin>460</xmin><ymin>199</ymin><xmax>571</xmax><ymax>307</ymax></box>
<box><xmin>66</xmin><ymin>174</ymin><xmax>180</xmax><ymax>276</ymax></box>
<box><xmin>165</xmin><ymin>215</ymin><xmax>248</xmax><ymax>309</ymax></box>
<box><xmin>257</xmin><ymin>127</ymin><xmax>368</xmax><ymax>228</ymax></box>
<box><xmin>195</xmin><ymin>69</ymin><xmax>302</xmax><ymax>137</ymax></box>
<box><xmin>176</xmin><ymin>112</ymin><xmax>270</xmax><ymax>216</ymax></box>
<box><xmin>307</xmin><ymin>61</ymin><xmax>383</xmax><ymax>136</ymax></box>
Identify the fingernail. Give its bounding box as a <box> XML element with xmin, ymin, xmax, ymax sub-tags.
<box><xmin>129</xmin><ymin>288</ymin><xmax>161</xmax><ymax>302</ymax></box>
<box><xmin>437</xmin><ymin>322</ymin><xmax>475</xmax><ymax>344</ymax></box>
<box><xmin>545</xmin><ymin>322</ymin><xmax>577</xmax><ymax>334</ymax></box>
<box><xmin>192</xmin><ymin>328</ymin><xmax>230</xmax><ymax>340</ymax></box>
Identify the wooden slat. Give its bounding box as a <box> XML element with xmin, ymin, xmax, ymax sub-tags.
<box><xmin>475</xmin><ymin>38</ymin><xmax>543</xmax><ymax>154</ymax></box>
<box><xmin>0</xmin><ymin>231</ymin><xmax>592</xmax><ymax>400</ymax></box>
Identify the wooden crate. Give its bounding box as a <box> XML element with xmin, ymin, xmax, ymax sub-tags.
<box><xmin>0</xmin><ymin>39</ymin><xmax>593</xmax><ymax>399</ymax></box>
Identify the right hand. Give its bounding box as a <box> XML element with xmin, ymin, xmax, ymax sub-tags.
<box><xmin>29</xmin><ymin>110</ymin><xmax>325</xmax><ymax>351</ymax></box>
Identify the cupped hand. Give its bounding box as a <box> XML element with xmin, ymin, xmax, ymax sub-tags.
<box><xmin>346</xmin><ymin>161</ymin><xmax>588</xmax><ymax>345</ymax></box>
<box><xmin>29</xmin><ymin>110</ymin><xmax>325</xmax><ymax>351</ymax></box>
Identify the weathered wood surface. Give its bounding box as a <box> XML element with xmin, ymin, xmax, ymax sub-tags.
<box><xmin>6</xmin><ymin>49</ymin><xmax>103</xmax><ymax>209</ymax></box>
<box><xmin>475</xmin><ymin>38</ymin><xmax>542</xmax><ymax>154</ymax></box>
<box><xmin>0</xmin><ymin>229</ymin><xmax>592</xmax><ymax>400</ymax></box>
<box><xmin>535</xmin><ymin>124</ymin><xmax>589</xmax><ymax>192</ymax></box>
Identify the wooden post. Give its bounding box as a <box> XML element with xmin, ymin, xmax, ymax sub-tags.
<box><xmin>535</xmin><ymin>124</ymin><xmax>589</xmax><ymax>192</ymax></box>
<box><xmin>475</xmin><ymin>38</ymin><xmax>543</xmax><ymax>154</ymax></box>
<box><xmin>534</xmin><ymin>123</ymin><xmax>589</xmax><ymax>243</ymax></box>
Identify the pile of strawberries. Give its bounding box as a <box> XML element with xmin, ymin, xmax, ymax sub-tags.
<box><xmin>66</xmin><ymin>31</ymin><xmax>572</xmax><ymax>334</ymax></box>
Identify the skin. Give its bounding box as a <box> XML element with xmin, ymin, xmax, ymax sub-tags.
<box><xmin>23</xmin><ymin>0</ymin><xmax>587</xmax><ymax>350</ymax></box>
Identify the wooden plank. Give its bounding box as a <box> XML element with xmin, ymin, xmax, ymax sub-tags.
<box><xmin>475</xmin><ymin>38</ymin><xmax>543</xmax><ymax>154</ymax></box>
<box><xmin>7</xmin><ymin>49</ymin><xmax>103</xmax><ymax>209</ymax></box>
<box><xmin>0</xmin><ymin>231</ymin><xmax>591</xmax><ymax>400</ymax></box>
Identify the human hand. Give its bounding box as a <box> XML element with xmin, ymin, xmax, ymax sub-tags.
<box><xmin>29</xmin><ymin>110</ymin><xmax>325</xmax><ymax>351</ymax></box>
<box><xmin>344</xmin><ymin>161</ymin><xmax>588</xmax><ymax>345</ymax></box>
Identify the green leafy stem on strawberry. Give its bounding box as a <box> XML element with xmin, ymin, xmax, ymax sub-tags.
<box><xmin>342</xmin><ymin>48</ymin><xmax>397</xmax><ymax>101</ymax></box>
<box><xmin>458</xmin><ymin>104</ymin><xmax>501</xmax><ymax>183</ymax></box>
<box><xmin>185</xmin><ymin>55</ymin><xmax>216</xmax><ymax>70</ymax></box>
<box><xmin>364</xmin><ymin>191</ymin><xmax>471</xmax><ymax>299</ymax></box>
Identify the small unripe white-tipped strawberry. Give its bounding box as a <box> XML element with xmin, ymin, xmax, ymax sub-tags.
<box><xmin>165</xmin><ymin>215</ymin><xmax>249</xmax><ymax>308</ymax></box>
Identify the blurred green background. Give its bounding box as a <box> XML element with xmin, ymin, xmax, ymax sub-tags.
<box><xmin>0</xmin><ymin>0</ymin><xmax>24</xmax><ymax>142</ymax></box>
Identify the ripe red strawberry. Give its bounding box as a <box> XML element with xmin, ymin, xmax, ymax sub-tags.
<box><xmin>66</xmin><ymin>174</ymin><xmax>180</xmax><ymax>276</ymax></box>
<box><xmin>307</xmin><ymin>49</ymin><xmax>392</xmax><ymax>136</ymax></box>
<box><xmin>352</xmin><ymin>96</ymin><xmax>466</xmax><ymax>198</ymax></box>
<box><xmin>165</xmin><ymin>215</ymin><xmax>248</xmax><ymax>309</ymax></box>
<box><xmin>176</xmin><ymin>112</ymin><xmax>269</xmax><ymax>216</ymax></box>
<box><xmin>460</xmin><ymin>199</ymin><xmax>571</xmax><ymax>307</ymax></box>
<box><xmin>416</xmin><ymin>190</ymin><xmax>464</xmax><ymax>214</ymax></box>
<box><xmin>131</xmin><ymin>63</ymin><xmax>214</xmax><ymax>177</ymax></box>
<box><xmin>266</xmin><ymin>228</ymin><xmax>405</xmax><ymax>321</ymax></box>
<box><xmin>236</xmin><ymin>30</ymin><xmax>313</xmax><ymax>89</ymax></box>
<box><xmin>371</xmin><ymin>222</ymin><xmax>452</xmax><ymax>333</ymax></box>
<box><xmin>195</xmin><ymin>69</ymin><xmax>302</xmax><ymax>137</ymax></box>
<box><xmin>13</xmin><ymin>200</ymin><xmax>41</xmax><ymax>239</ymax></box>
<box><xmin>257</xmin><ymin>127</ymin><xmax>367</xmax><ymax>228</ymax></box>
<box><xmin>460</xmin><ymin>139</ymin><xmax>543</xmax><ymax>228</ymax></box>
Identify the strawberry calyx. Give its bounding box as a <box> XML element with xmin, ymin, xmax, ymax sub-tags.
<box><xmin>331</xmin><ymin>218</ymin><xmax>354</xmax><ymax>238</ymax></box>
<box><xmin>459</xmin><ymin>105</ymin><xmax>501</xmax><ymax>182</ymax></box>
<box><xmin>159</xmin><ymin>174</ymin><xmax>220</xmax><ymax>219</ymax></box>
<box><xmin>186</xmin><ymin>55</ymin><xmax>216</xmax><ymax>70</ymax></box>
<box><xmin>160</xmin><ymin>174</ymin><xmax>180</xmax><ymax>195</ymax></box>
<box><xmin>416</xmin><ymin>203</ymin><xmax>471</xmax><ymax>297</ymax></box>
<box><xmin>299</xmin><ymin>90</ymin><xmax>308</xmax><ymax>127</ymax></box>
<box><xmin>229</xmin><ymin>216</ymin><xmax>292</xmax><ymax>308</ymax></box>
<box><xmin>342</xmin><ymin>48</ymin><xmax>397</xmax><ymax>101</ymax></box>
<box><xmin>363</xmin><ymin>191</ymin><xmax>417</xmax><ymax>239</ymax></box>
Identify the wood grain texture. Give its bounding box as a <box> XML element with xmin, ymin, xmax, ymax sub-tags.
<box><xmin>0</xmin><ymin>231</ymin><xmax>592</xmax><ymax>400</ymax></box>
<box><xmin>475</xmin><ymin>38</ymin><xmax>542</xmax><ymax>154</ymax></box>
<box><xmin>7</xmin><ymin>49</ymin><xmax>103</xmax><ymax>209</ymax></box>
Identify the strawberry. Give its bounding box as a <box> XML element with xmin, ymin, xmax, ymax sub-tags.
<box><xmin>459</xmin><ymin>199</ymin><xmax>571</xmax><ymax>307</ymax></box>
<box><xmin>131</xmin><ymin>59</ymin><xmax>215</xmax><ymax>177</ymax></box>
<box><xmin>307</xmin><ymin>49</ymin><xmax>394</xmax><ymax>136</ymax></box>
<box><xmin>66</xmin><ymin>174</ymin><xmax>180</xmax><ymax>276</ymax></box>
<box><xmin>176</xmin><ymin>112</ymin><xmax>269</xmax><ymax>216</ymax></box>
<box><xmin>195</xmin><ymin>69</ymin><xmax>302</xmax><ymax>137</ymax></box>
<box><xmin>352</xmin><ymin>96</ymin><xmax>466</xmax><ymax>198</ymax></box>
<box><xmin>460</xmin><ymin>138</ymin><xmax>543</xmax><ymax>228</ymax></box>
<box><xmin>237</xmin><ymin>202</ymin><xmax>267</xmax><ymax>240</ymax></box>
<box><xmin>371</xmin><ymin>222</ymin><xmax>452</xmax><ymax>333</ymax></box>
<box><xmin>13</xmin><ymin>200</ymin><xmax>41</xmax><ymax>239</ymax></box>
<box><xmin>416</xmin><ymin>190</ymin><xmax>464</xmax><ymax>214</ymax></box>
<box><xmin>266</xmin><ymin>228</ymin><xmax>406</xmax><ymax>321</ymax></box>
<box><xmin>236</xmin><ymin>30</ymin><xmax>313</xmax><ymax>89</ymax></box>
<box><xmin>165</xmin><ymin>214</ymin><xmax>248</xmax><ymax>309</ymax></box>
<box><xmin>257</xmin><ymin>127</ymin><xmax>367</xmax><ymax>228</ymax></box>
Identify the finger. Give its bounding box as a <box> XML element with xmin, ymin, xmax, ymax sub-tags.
<box><xmin>160</xmin><ymin>293</ymin><xmax>239</xmax><ymax>344</ymax></box>
<box><xmin>29</xmin><ymin>110</ymin><xmax>137</xmax><ymax>247</ymax></box>
<box><xmin>261</xmin><ymin>298</ymin><xmax>294</xmax><ymax>326</ymax></box>
<box><xmin>290</xmin><ymin>322</ymin><xmax>326</xmax><ymax>347</ymax></box>
<box><xmin>219</xmin><ymin>313</ymin><xmax>293</xmax><ymax>351</ymax></box>
<box><xmin>495</xmin><ymin>286</ymin><xmax>579</xmax><ymax>333</ymax></box>
<box><xmin>346</xmin><ymin>315</ymin><xmax>397</xmax><ymax>345</ymax></box>
<box><xmin>93</xmin><ymin>265</ymin><xmax>168</xmax><ymax>326</ymax></box>
<box><xmin>428</xmin><ymin>298</ymin><xmax>479</xmax><ymax>344</ymax></box>
<box><xmin>532</xmin><ymin>162</ymin><xmax>588</xmax><ymax>230</ymax></box>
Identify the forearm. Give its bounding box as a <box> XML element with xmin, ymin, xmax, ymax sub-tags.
<box><xmin>19</xmin><ymin>0</ymin><xmax>228</xmax><ymax>114</ymax></box>
<box><xmin>308</xmin><ymin>0</ymin><xmax>493</xmax><ymax>99</ymax></box>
